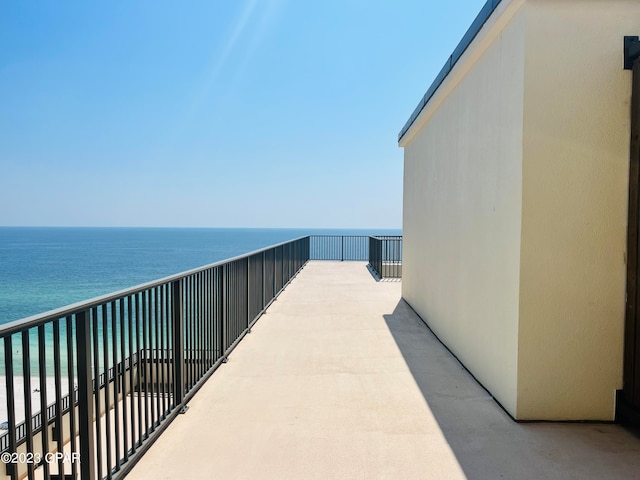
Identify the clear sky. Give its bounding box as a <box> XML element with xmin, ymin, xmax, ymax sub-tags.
<box><xmin>1</xmin><ymin>0</ymin><xmax>487</xmax><ymax>229</ymax></box>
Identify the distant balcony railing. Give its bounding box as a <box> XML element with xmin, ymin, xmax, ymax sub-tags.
<box><xmin>368</xmin><ymin>236</ymin><xmax>403</xmax><ymax>279</ymax></box>
<box><xmin>310</xmin><ymin>235</ymin><xmax>369</xmax><ymax>261</ymax></box>
<box><xmin>0</xmin><ymin>234</ymin><xmax>400</xmax><ymax>480</ymax></box>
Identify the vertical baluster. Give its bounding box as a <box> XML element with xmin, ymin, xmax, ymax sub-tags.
<box><xmin>251</xmin><ymin>256</ymin><xmax>256</xmax><ymax>323</ymax></box>
<box><xmin>66</xmin><ymin>315</ymin><xmax>78</xmax><ymax>480</ymax></box>
<box><xmin>150</xmin><ymin>289</ymin><xmax>157</xmax><ymax>429</ymax></box>
<box><xmin>230</xmin><ymin>264</ymin><xmax>233</xmax><ymax>341</ymax></box>
<box><xmin>76</xmin><ymin>311</ymin><xmax>96</xmax><ymax>480</ymax></box>
<box><xmin>149</xmin><ymin>289</ymin><xmax>156</xmax><ymax>428</ymax></box>
<box><xmin>214</xmin><ymin>268</ymin><xmax>221</xmax><ymax>362</ymax></box>
<box><xmin>112</xmin><ymin>301</ymin><xmax>121</xmax><ymax>471</ymax></box>
<box><xmin>242</xmin><ymin>261</ymin><xmax>246</xmax><ymax>333</ymax></box>
<box><xmin>166</xmin><ymin>283</ymin><xmax>173</xmax><ymax>414</ymax></box>
<box><xmin>262</xmin><ymin>252</ymin><xmax>266</xmax><ymax>314</ymax></box>
<box><xmin>4</xmin><ymin>335</ymin><xmax>17</xmax><ymax>480</ymax></box>
<box><xmin>141</xmin><ymin>291</ymin><xmax>149</xmax><ymax>438</ymax></box>
<box><xmin>200</xmin><ymin>272</ymin><xmax>206</xmax><ymax>374</ymax></box>
<box><xmin>91</xmin><ymin>309</ymin><xmax>103</xmax><ymax>480</ymax></box>
<box><xmin>53</xmin><ymin>320</ymin><xmax>65</xmax><ymax>479</ymax></box>
<box><xmin>198</xmin><ymin>272</ymin><xmax>204</xmax><ymax>371</ymax></box>
<box><xmin>134</xmin><ymin>295</ymin><xmax>142</xmax><ymax>447</ymax></box>
<box><xmin>183</xmin><ymin>279</ymin><xmax>188</xmax><ymax>389</ymax></box>
<box><xmin>246</xmin><ymin>258</ymin><xmax>250</xmax><ymax>332</ymax></box>
<box><xmin>236</xmin><ymin>262</ymin><xmax>240</xmax><ymax>340</ymax></box>
<box><xmin>232</xmin><ymin>263</ymin><xmax>236</xmax><ymax>343</ymax></box>
<box><xmin>221</xmin><ymin>266</ymin><xmax>227</xmax><ymax>360</ymax></box>
<box><xmin>208</xmin><ymin>269</ymin><xmax>214</xmax><ymax>368</ymax></box>
<box><xmin>101</xmin><ymin>304</ymin><xmax>112</xmax><ymax>478</ymax></box>
<box><xmin>196</xmin><ymin>273</ymin><xmax>202</xmax><ymax>380</ymax></box>
<box><xmin>203</xmin><ymin>272</ymin><xmax>208</xmax><ymax>377</ymax></box>
<box><xmin>171</xmin><ymin>280</ymin><xmax>184</xmax><ymax>410</ymax></box>
<box><xmin>37</xmin><ymin>325</ymin><xmax>50</xmax><ymax>480</ymax></box>
<box><xmin>191</xmin><ymin>275</ymin><xmax>196</xmax><ymax>383</ymax></box>
<box><xmin>125</xmin><ymin>295</ymin><xmax>136</xmax><ymax>454</ymax></box>
<box><xmin>203</xmin><ymin>271</ymin><xmax>209</xmax><ymax>371</ymax></box>
<box><xmin>120</xmin><ymin>298</ymin><xmax>129</xmax><ymax>462</ymax></box>
<box><xmin>228</xmin><ymin>265</ymin><xmax>233</xmax><ymax>346</ymax></box>
<box><xmin>235</xmin><ymin>262</ymin><xmax>240</xmax><ymax>340</ymax></box>
<box><xmin>165</xmin><ymin>283</ymin><xmax>171</xmax><ymax>414</ymax></box>
<box><xmin>182</xmin><ymin>279</ymin><xmax>188</xmax><ymax>391</ymax></box>
<box><xmin>192</xmin><ymin>275</ymin><xmax>197</xmax><ymax>385</ymax></box>
<box><xmin>154</xmin><ymin>287</ymin><xmax>160</xmax><ymax>425</ymax></box>
<box><xmin>158</xmin><ymin>285</ymin><xmax>166</xmax><ymax>419</ymax></box>
<box><xmin>20</xmin><ymin>330</ymin><xmax>34</xmax><ymax>480</ymax></box>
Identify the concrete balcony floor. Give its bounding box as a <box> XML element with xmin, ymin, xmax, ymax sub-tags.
<box><xmin>128</xmin><ymin>261</ymin><xmax>640</xmax><ymax>480</ymax></box>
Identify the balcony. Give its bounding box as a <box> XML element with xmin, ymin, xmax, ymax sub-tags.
<box><xmin>0</xmin><ymin>236</ymin><xmax>639</xmax><ymax>479</ymax></box>
<box><xmin>127</xmin><ymin>261</ymin><xmax>640</xmax><ymax>480</ymax></box>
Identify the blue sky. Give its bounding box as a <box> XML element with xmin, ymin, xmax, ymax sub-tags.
<box><xmin>1</xmin><ymin>0</ymin><xmax>487</xmax><ymax>228</ymax></box>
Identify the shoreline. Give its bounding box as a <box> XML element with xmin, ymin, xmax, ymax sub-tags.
<box><xmin>0</xmin><ymin>376</ymin><xmax>73</xmax><ymax>426</ymax></box>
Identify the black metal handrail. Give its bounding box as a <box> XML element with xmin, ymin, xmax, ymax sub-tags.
<box><xmin>368</xmin><ymin>236</ymin><xmax>402</xmax><ymax>279</ymax></box>
<box><xmin>0</xmin><ymin>236</ymin><xmax>310</xmax><ymax>480</ymax></box>
<box><xmin>309</xmin><ymin>235</ymin><xmax>370</xmax><ymax>261</ymax></box>
<box><xmin>0</xmin><ymin>234</ymin><xmax>400</xmax><ymax>480</ymax></box>
<box><xmin>0</xmin><ymin>353</ymin><xmax>139</xmax><ymax>454</ymax></box>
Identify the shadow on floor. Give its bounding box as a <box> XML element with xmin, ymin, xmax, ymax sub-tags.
<box><xmin>365</xmin><ymin>264</ymin><xmax>402</xmax><ymax>283</ymax></box>
<box><xmin>383</xmin><ymin>300</ymin><xmax>640</xmax><ymax>480</ymax></box>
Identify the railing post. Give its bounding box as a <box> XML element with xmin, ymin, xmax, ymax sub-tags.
<box><xmin>246</xmin><ymin>257</ymin><xmax>251</xmax><ymax>331</ymax></box>
<box><xmin>262</xmin><ymin>251</ymin><xmax>266</xmax><ymax>311</ymax></box>
<box><xmin>4</xmin><ymin>336</ymin><xmax>16</xmax><ymax>480</ymax></box>
<box><xmin>171</xmin><ymin>280</ymin><xmax>185</xmax><ymax>409</ymax></box>
<box><xmin>75</xmin><ymin>310</ymin><xmax>96</xmax><ymax>480</ymax></box>
<box><xmin>221</xmin><ymin>266</ymin><xmax>228</xmax><ymax>361</ymax></box>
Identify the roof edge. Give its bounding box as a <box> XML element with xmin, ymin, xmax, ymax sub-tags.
<box><xmin>398</xmin><ymin>0</ymin><xmax>504</xmax><ymax>143</ymax></box>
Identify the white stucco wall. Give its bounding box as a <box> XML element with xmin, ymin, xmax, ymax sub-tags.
<box><xmin>401</xmin><ymin>0</ymin><xmax>640</xmax><ymax>420</ymax></box>
<box><xmin>401</xmin><ymin>0</ymin><xmax>526</xmax><ymax>416</ymax></box>
<box><xmin>516</xmin><ymin>0</ymin><xmax>639</xmax><ymax>420</ymax></box>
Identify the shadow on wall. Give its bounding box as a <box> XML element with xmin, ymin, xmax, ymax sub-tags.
<box><xmin>382</xmin><ymin>300</ymin><xmax>640</xmax><ymax>480</ymax></box>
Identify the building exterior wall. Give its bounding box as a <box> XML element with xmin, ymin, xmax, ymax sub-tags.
<box><xmin>516</xmin><ymin>0</ymin><xmax>640</xmax><ymax>420</ymax></box>
<box><xmin>401</xmin><ymin>0</ymin><xmax>640</xmax><ymax>420</ymax></box>
<box><xmin>401</xmin><ymin>1</ymin><xmax>526</xmax><ymax>416</ymax></box>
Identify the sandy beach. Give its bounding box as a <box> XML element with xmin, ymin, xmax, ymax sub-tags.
<box><xmin>0</xmin><ymin>376</ymin><xmax>73</xmax><ymax>426</ymax></box>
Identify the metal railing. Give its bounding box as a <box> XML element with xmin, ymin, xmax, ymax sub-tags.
<box><xmin>0</xmin><ymin>233</ymin><xmax>401</xmax><ymax>480</ymax></box>
<box><xmin>309</xmin><ymin>235</ymin><xmax>369</xmax><ymax>261</ymax></box>
<box><xmin>0</xmin><ymin>237</ymin><xmax>309</xmax><ymax>480</ymax></box>
<box><xmin>0</xmin><ymin>353</ymin><xmax>138</xmax><ymax>454</ymax></box>
<box><xmin>368</xmin><ymin>236</ymin><xmax>403</xmax><ymax>279</ymax></box>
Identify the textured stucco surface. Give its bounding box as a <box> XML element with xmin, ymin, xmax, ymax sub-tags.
<box><xmin>516</xmin><ymin>0</ymin><xmax>640</xmax><ymax>420</ymax></box>
<box><xmin>400</xmin><ymin>0</ymin><xmax>640</xmax><ymax>420</ymax></box>
<box><xmin>401</xmin><ymin>2</ymin><xmax>526</xmax><ymax>416</ymax></box>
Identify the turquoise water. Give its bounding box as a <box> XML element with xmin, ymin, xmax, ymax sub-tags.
<box><xmin>0</xmin><ymin>227</ymin><xmax>400</xmax><ymax>324</ymax></box>
<box><xmin>0</xmin><ymin>227</ymin><xmax>400</xmax><ymax>376</ymax></box>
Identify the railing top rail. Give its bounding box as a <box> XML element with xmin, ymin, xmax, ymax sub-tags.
<box><xmin>310</xmin><ymin>234</ymin><xmax>372</xmax><ymax>238</ymax></box>
<box><xmin>0</xmin><ymin>235</ymin><xmax>310</xmax><ymax>337</ymax></box>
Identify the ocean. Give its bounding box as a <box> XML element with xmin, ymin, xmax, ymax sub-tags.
<box><xmin>0</xmin><ymin>227</ymin><xmax>401</xmax><ymax>325</ymax></box>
